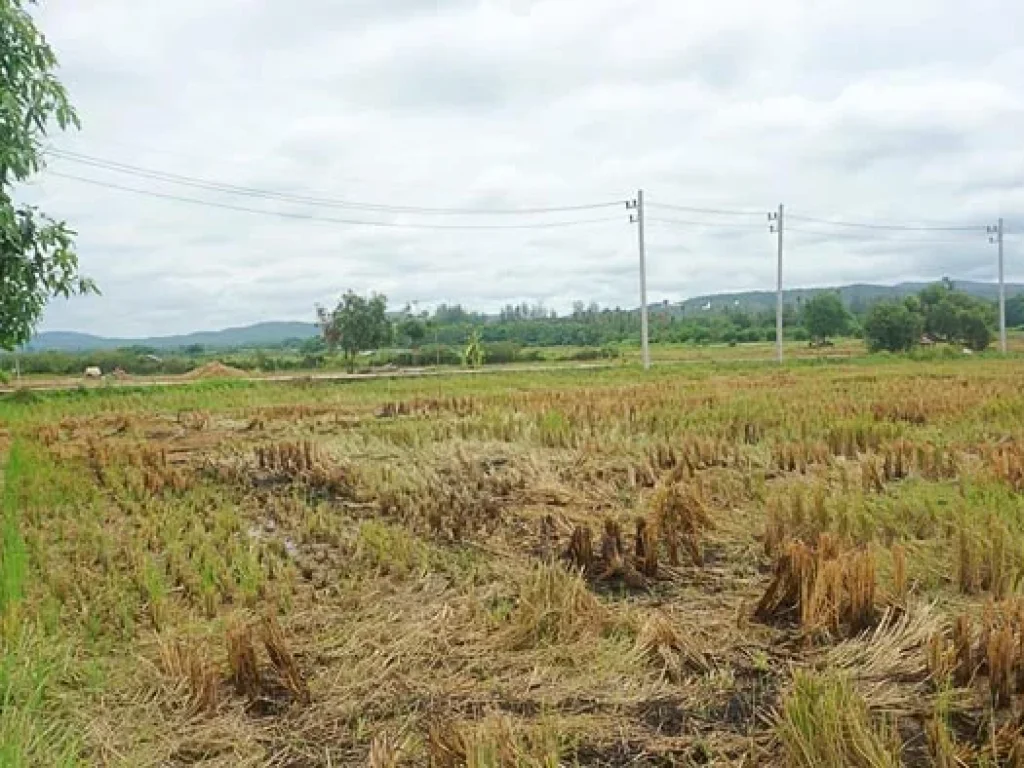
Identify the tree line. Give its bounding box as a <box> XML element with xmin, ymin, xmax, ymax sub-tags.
<box><xmin>313</xmin><ymin>280</ymin><xmax>1006</xmax><ymax>362</ymax></box>
<box><xmin>1</xmin><ymin>280</ymin><xmax>1007</xmax><ymax>379</ymax></box>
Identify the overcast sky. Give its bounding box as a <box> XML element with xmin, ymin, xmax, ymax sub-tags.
<box><xmin>19</xmin><ymin>0</ymin><xmax>1024</xmax><ymax>337</ymax></box>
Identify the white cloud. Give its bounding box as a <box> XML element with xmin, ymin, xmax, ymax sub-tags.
<box><xmin>16</xmin><ymin>0</ymin><xmax>1024</xmax><ymax>337</ymax></box>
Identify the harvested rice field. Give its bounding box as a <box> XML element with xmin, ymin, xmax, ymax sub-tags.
<box><xmin>5</xmin><ymin>357</ymin><xmax>1024</xmax><ymax>766</ymax></box>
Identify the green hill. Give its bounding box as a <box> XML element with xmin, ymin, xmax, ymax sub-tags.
<box><xmin>29</xmin><ymin>321</ymin><xmax>319</xmax><ymax>352</ymax></box>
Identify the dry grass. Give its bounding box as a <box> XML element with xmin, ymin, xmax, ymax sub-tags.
<box><xmin>501</xmin><ymin>563</ymin><xmax>610</xmax><ymax>650</ymax></box>
<box><xmin>157</xmin><ymin>636</ymin><xmax>220</xmax><ymax>715</ymax></box>
<box><xmin>755</xmin><ymin>535</ymin><xmax>879</xmax><ymax>638</ymax></box>
<box><xmin>634</xmin><ymin>609</ymin><xmax>711</xmax><ymax>681</ymax></box>
<box><xmin>226</xmin><ymin>622</ymin><xmax>261</xmax><ymax>699</ymax></box>
<box><xmin>649</xmin><ymin>477</ymin><xmax>712</xmax><ymax>567</ymax></box>
<box><xmin>6</xmin><ymin>358</ymin><xmax>1024</xmax><ymax>764</ymax></box>
<box><xmin>261</xmin><ymin>614</ymin><xmax>310</xmax><ymax>705</ymax></box>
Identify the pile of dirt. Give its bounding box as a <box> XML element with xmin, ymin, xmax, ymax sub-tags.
<box><xmin>185</xmin><ymin>361</ymin><xmax>248</xmax><ymax>380</ymax></box>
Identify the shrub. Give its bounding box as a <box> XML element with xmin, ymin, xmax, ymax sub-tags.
<box><xmin>561</xmin><ymin>346</ymin><xmax>620</xmax><ymax>362</ymax></box>
<box><xmin>482</xmin><ymin>341</ymin><xmax>519</xmax><ymax>365</ymax></box>
<box><xmin>418</xmin><ymin>344</ymin><xmax>462</xmax><ymax>366</ymax></box>
<box><xmin>863</xmin><ymin>301</ymin><xmax>923</xmax><ymax>353</ymax></box>
<box><xmin>959</xmin><ymin>310</ymin><xmax>993</xmax><ymax>351</ymax></box>
<box><xmin>517</xmin><ymin>349</ymin><xmax>544</xmax><ymax>363</ymax></box>
<box><xmin>563</xmin><ymin>348</ymin><xmax>604</xmax><ymax>361</ymax></box>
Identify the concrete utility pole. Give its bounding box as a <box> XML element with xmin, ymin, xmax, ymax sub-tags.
<box><xmin>628</xmin><ymin>190</ymin><xmax>651</xmax><ymax>370</ymax></box>
<box><xmin>989</xmin><ymin>218</ymin><xmax>1006</xmax><ymax>353</ymax></box>
<box><xmin>769</xmin><ymin>204</ymin><xmax>784</xmax><ymax>363</ymax></box>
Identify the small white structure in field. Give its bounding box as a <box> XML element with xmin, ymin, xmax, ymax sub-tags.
<box><xmin>84</xmin><ymin>366</ymin><xmax>102</xmax><ymax>379</ymax></box>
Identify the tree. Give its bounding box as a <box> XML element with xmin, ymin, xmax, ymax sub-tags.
<box><xmin>298</xmin><ymin>335</ymin><xmax>326</xmax><ymax>355</ymax></box>
<box><xmin>317</xmin><ymin>291</ymin><xmax>389</xmax><ymax>368</ymax></box>
<box><xmin>800</xmin><ymin>292</ymin><xmax>850</xmax><ymax>344</ymax></box>
<box><xmin>959</xmin><ymin>308</ymin><xmax>994</xmax><ymax>352</ymax></box>
<box><xmin>398</xmin><ymin>316</ymin><xmax>426</xmax><ymax>349</ymax></box>
<box><xmin>862</xmin><ymin>300</ymin><xmax>923</xmax><ymax>353</ymax></box>
<box><xmin>914</xmin><ymin>282</ymin><xmax>996</xmax><ymax>350</ymax></box>
<box><xmin>1</xmin><ymin>0</ymin><xmax>97</xmax><ymax>350</ymax></box>
<box><xmin>1007</xmin><ymin>295</ymin><xmax>1024</xmax><ymax>329</ymax></box>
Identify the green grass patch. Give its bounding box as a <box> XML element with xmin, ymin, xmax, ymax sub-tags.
<box><xmin>776</xmin><ymin>671</ymin><xmax>901</xmax><ymax>768</ymax></box>
<box><xmin>0</xmin><ymin>441</ymin><xmax>83</xmax><ymax>766</ymax></box>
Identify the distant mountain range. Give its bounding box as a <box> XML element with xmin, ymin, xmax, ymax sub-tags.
<box><xmin>28</xmin><ymin>322</ymin><xmax>319</xmax><ymax>353</ymax></box>
<box><xmin>26</xmin><ymin>280</ymin><xmax>1023</xmax><ymax>352</ymax></box>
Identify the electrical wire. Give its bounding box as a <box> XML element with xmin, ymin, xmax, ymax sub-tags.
<box><xmin>44</xmin><ymin>148</ymin><xmax>628</xmax><ymax>216</ymax></box>
<box><xmin>646</xmin><ymin>201</ymin><xmax>764</xmax><ymax>217</ymax></box>
<box><xmin>646</xmin><ymin>216</ymin><xmax>765</xmax><ymax>230</ymax></box>
<box><xmin>42</xmin><ymin>149</ymin><xmax>1012</xmax><ymax>236</ymax></box>
<box><xmin>786</xmin><ymin>225</ymin><xmax>988</xmax><ymax>245</ymax></box>
<box><xmin>786</xmin><ymin>212</ymin><xmax>986</xmax><ymax>232</ymax></box>
<box><xmin>45</xmin><ymin>171</ymin><xmax>626</xmax><ymax>230</ymax></box>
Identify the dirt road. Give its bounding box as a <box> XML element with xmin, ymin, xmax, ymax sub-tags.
<box><xmin>0</xmin><ymin>362</ymin><xmax>618</xmax><ymax>395</ymax></box>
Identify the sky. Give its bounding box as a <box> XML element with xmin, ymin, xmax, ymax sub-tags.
<box><xmin>18</xmin><ymin>0</ymin><xmax>1024</xmax><ymax>337</ymax></box>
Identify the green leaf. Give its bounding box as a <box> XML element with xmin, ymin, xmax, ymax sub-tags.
<box><xmin>0</xmin><ymin>0</ymin><xmax>94</xmax><ymax>351</ymax></box>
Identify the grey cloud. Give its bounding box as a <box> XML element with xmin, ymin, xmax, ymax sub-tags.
<box><xmin>341</xmin><ymin>48</ymin><xmax>515</xmax><ymax>112</ymax></box>
<box><xmin>23</xmin><ymin>0</ymin><xmax>1024</xmax><ymax>338</ymax></box>
<box><xmin>821</xmin><ymin>123</ymin><xmax>969</xmax><ymax>173</ymax></box>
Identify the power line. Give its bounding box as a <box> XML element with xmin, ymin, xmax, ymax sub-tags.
<box><xmin>647</xmin><ymin>200</ymin><xmax>764</xmax><ymax>217</ymax></box>
<box><xmin>44</xmin><ymin>148</ymin><xmax>627</xmax><ymax>216</ymax></box>
<box><xmin>786</xmin><ymin>225</ymin><xmax>987</xmax><ymax>244</ymax></box>
<box><xmin>786</xmin><ymin>212</ymin><xmax>985</xmax><ymax>232</ymax></box>
<box><xmin>53</xmin><ymin>138</ymin><xmax>381</xmax><ymax>187</ymax></box>
<box><xmin>646</xmin><ymin>216</ymin><xmax>764</xmax><ymax>230</ymax></box>
<box><xmin>45</xmin><ymin>171</ymin><xmax>626</xmax><ymax>230</ymax></box>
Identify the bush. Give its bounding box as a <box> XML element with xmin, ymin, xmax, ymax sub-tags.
<box><xmin>5</xmin><ymin>349</ymin><xmax>201</xmax><ymax>376</ymax></box>
<box><xmin>301</xmin><ymin>353</ymin><xmax>325</xmax><ymax>369</ymax></box>
<box><xmin>908</xmin><ymin>345</ymin><xmax>960</xmax><ymax>362</ymax></box>
<box><xmin>561</xmin><ymin>346</ymin><xmax>620</xmax><ymax>362</ymax></box>
<box><xmin>418</xmin><ymin>344</ymin><xmax>462</xmax><ymax>366</ymax></box>
<box><xmin>959</xmin><ymin>310</ymin><xmax>993</xmax><ymax>351</ymax></box>
<box><xmin>918</xmin><ymin>282</ymin><xmax>996</xmax><ymax>350</ymax></box>
<box><xmin>563</xmin><ymin>348</ymin><xmax>604</xmax><ymax>361</ymax></box>
<box><xmin>691</xmin><ymin>327</ymin><xmax>712</xmax><ymax>345</ymax></box>
<box><xmin>483</xmin><ymin>341</ymin><xmax>520</xmax><ymax>365</ymax></box>
<box><xmin>863</xmin><ymin>301</ymin><xmax>923</xmax><ymax>353</ymax></box>
<box><xmin>517</xmin><ymin>349</ymin><xmax>544</xmax><ymax>363</ymax></box>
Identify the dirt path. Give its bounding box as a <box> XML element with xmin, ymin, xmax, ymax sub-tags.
<box><xmin>0</xmin><ymin>361</ymin><xmax>618</xmax><ymax>395</ymax></box>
